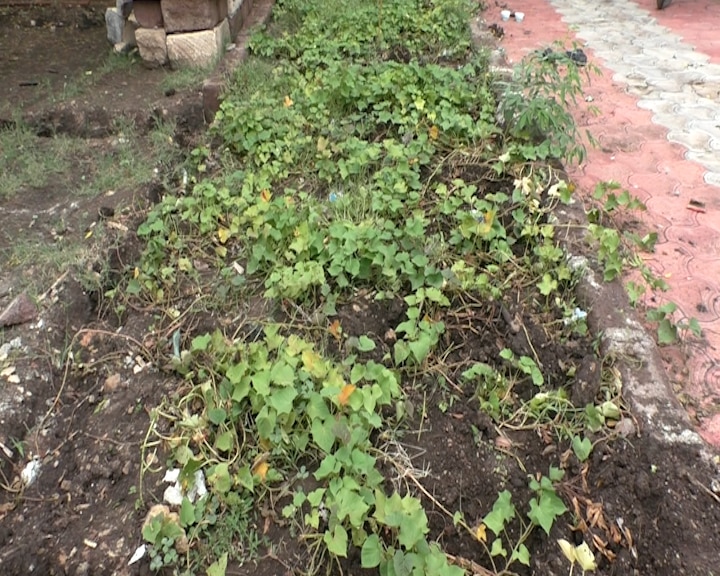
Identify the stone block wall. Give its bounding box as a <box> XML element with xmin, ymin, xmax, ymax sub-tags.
<box><xmin>105</xmin><ymin>0</ymin><xmax>252</xmax><ymax>68</ymax></box>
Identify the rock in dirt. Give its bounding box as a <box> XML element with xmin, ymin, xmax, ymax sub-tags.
<box><xmin>0</xmin><ymin>292</ymin><xmax>38</xmax><ymax>328</ymax></box>
<box><xmin>105</xmin><ymin>7</ymin><xmax>125</xmax><ymax>45</ymax></box>
<box><xmin>615</xmin><ymin>417</ymin><xmax>637</xmax><ymax>438</ymax></box>
<box><xmin>20</xmin><ymin>457</ymin><xmax>41</xmax><ymax>487</ymax></box>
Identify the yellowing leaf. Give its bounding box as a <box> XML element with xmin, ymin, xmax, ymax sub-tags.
<box><xmin>429</xmin><ymin>125</ymin><xmax>439</xmax><ymax>140</ymax></box>
<box><xmin>337</xmin><ymin>384</ymin><xmax>356</xmax><ymax>406</ymax></box>
<box><xmin>301</xmin><ymin>349</ymin><xmax>322</xmax><ymax>375</ymax></box>
<box><xmin>475</xmin><ymin>523</ymin><xmax>487</xmax><ymax>543</ymax></box>
<box><xmin>260</xmin><ymin>189</ymin><xmax>272</xmax><ymax>203</ymax></box>
<box><xmin>317</xmin><ymin>136</ymin><xmax>329</xmax><ymax>152</ymax></box>
<box><xmin>557</xmin><ymin>539</ymin><xmax>576</xmax><ymax>565</ymax></box>
<box><xmin>328</xmin><ymin>320</ymin><xmax>342</xmax><ymax>341</ymax></box>
<box><xmin>217</xmin><ymin>227</ymin><xmax>231</xmax><ymax>244</ymax></box>
<box><xmin>252</xmin><ymin>458</ymin><xmax>269</xmax><ymax>480</ymax></box>
<box><xmin>284</xmin><ymin>95</ymin><xmax>294</xmax><ymax>107</ymax></box>
<box><xmin>253</xmin><ymin>461</ymin><xmax>269</xmax><ymax>480</ymax></box>
<box><xmin>133</xmin><ymin>266</ymin><xmax>140</xmax><ymax>279</ymax></box>
<box><xmin>575</xmin><ymin>542</ymin><xmax>597</xmax><ymax>571</ymax></box>
<box><xmin>477</xmin><ymin>210</ymin><xmax>495</xmax><ymax>235</ymax></box>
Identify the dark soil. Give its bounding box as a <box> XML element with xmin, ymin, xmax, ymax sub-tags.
<box><xmin>1</xmin><ymin>3</ymin><xmax>719</xmax><ymax>576</ymax></box>
<box><xmin>0</xmin><ymin>2</ymin><xmax>205</xmax><ymax>137</ymax></box>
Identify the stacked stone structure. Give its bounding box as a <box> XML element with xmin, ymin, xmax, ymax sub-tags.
<box><xmin>105</xmin><ymin>0</ymin><xmax>252</xmax><ymax>68</ymax></box>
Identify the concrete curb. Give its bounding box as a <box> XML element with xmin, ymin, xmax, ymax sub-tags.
<box><xmin>472</xmin><ymin>13</ymin><xmax>717</xmax><ymax>460</ymax></box>
<box><xmin>557</xmin><ymin>195</ymin><xmax>717</xmax><ymax>460</ymax></box>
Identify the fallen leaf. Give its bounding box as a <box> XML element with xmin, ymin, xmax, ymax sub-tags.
<box><xmin>142</xmin><ymin>504</ymin><xmax>176</xmax><ymax>532</ymax></box>
<box><xmin>217</xmin><ymin>227</ymin><xmax>231</xmax><ymax>244</ymax></box>
<box><xmin>328</xmin><ymin>320</ymin><xmax>342</xmax><ymax>341</ymax></box>
<box><xmin>623</xmin><ymin>525</ymin><xmax>633</xmax><ymax>548</ymax></box>
<box><xmin>591</xmin><ymin>533</ymin><xmax>608</xmax><ymax>552</ymax></box>
<box><xmin>252</xmin><ymin>460</ymin><xmax>269</xmax><ymax>480</ymax></box>
<box><xmin>575</xmin><ymin>541</ymin><xmax>597</xmax><ymax>571</ymax></box>
<box><xmin>79</xmin><ymin>331</ymin><xmax>95</xmax><ymax>348</ymax></box>
<box><xmin>586</xmin><ymin>502</ymin><xmax>603</xmax><ymax>528</ymax></box>
<box><xmin>0</xmin><ymin>501</ymin><xmax>16</xmax><ymax>516</ymax></box>
<box><xmin>103</xmin><ymin>373</ymin><xmax>122</xmax><ymax>393</ymax></box>
<box><xmin>557</xmin><ymin>539</ymin><xmax>576</xmax><ymax>565</ymax></box>
<box><xmin>263</xmin><ymin>514</ymin><xmax>271</xmax><ymax>534</ymax></box>
<box><xmin>571</xmin><ymin>497</ymin><xmax>589</xmax><ymax>534</ymax></box>
<box><xmin>0</xmin><ymin>441</ymin><xmax>12</xmax><ymax>458</ymax></box>
<box><xmin>338</xmin><ymin>384</ymin><xmax>356</xmax><ymax>406</ymax></box>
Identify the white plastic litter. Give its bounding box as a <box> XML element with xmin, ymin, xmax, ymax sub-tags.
<box><xmin>163</xmin><ymin>484</ymin><xmax>183</xmax><ymax>506</ymax></box>
<box><xmin>162</xmin><ymin>468</ymin><xmax>207</xmax><ymax>506</ymax></box>
<box><xmin>187</xmin><ymin>470</ymin><xmax>207</xmax><ymax>502</ymax></box>
<box><xmin>128</xmin><ymin>544</ymin><xmax>146</xmax><ymax>565</ymax></box>
<box><xmin>564</xmin><ymin>307</ymin><xmax>588</xmax><ymax>325</ymax></box>
<box><xmin>163</xmin><ymin>468</ymin><xmax>180</xmax><ymax>483</ymax></box>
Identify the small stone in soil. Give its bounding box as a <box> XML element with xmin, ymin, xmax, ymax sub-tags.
<box><xmin>0</xmin><ymin>292</ymin><xmax>38</xmax><ymax>328</ymax></box>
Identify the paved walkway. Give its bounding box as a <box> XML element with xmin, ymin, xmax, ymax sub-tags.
<box><xmin>496</xmin><ymin>0</ymin><xmax>720</xmax><ymax>446</ymax></box>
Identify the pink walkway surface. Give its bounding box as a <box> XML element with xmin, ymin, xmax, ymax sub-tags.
<box><xmin>494</xmin><ymin>0</ymin><xmax>720</xmax><ymax>446</ymax></box>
